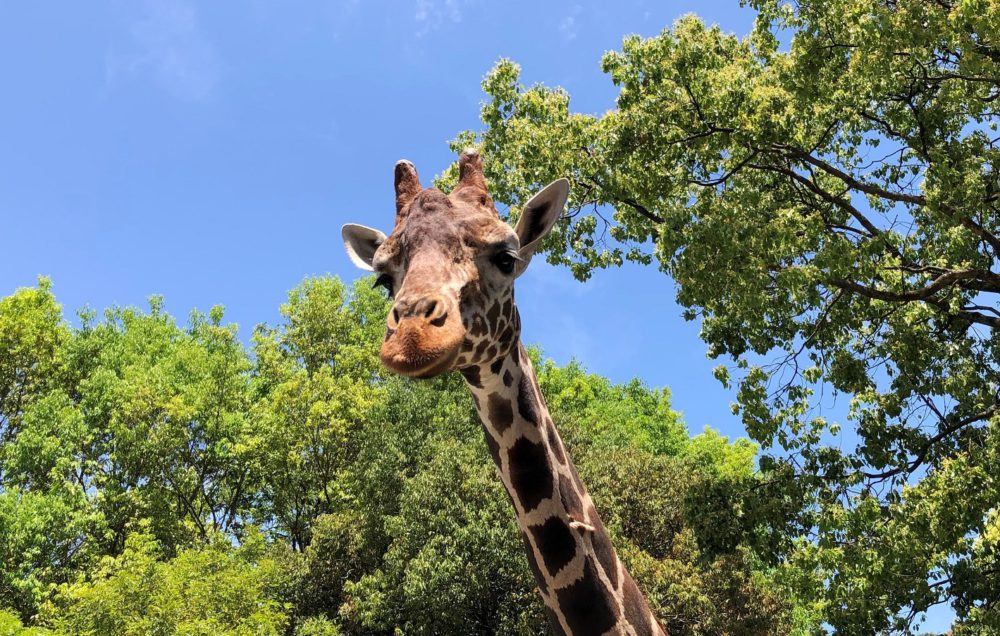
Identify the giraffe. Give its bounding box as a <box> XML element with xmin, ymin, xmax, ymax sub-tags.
<box><xmin>342</xmin><ymin>150</ymin><xmax>667</xmax><ymax>636</ymax></box>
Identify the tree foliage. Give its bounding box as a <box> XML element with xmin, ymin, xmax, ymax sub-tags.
<box><xmin>0</xmin><ymin>277</ymin><xmax>801</xmax><ymax>634</ymax></box>
<box><xmin>448</xmin><ymin>0</ymin><xmax>999</xmax><ymax>631</ymax></box>
<box><xmin>40</xmin><ymin>529</ymin><xmax>290</xmax><ymax>636</ymax></box>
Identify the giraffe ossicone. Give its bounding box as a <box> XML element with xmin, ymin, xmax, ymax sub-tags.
<box><xmin>342</xmin><ymin>150</ymin><xmax>667</xmax><ymax>635</ymax></box>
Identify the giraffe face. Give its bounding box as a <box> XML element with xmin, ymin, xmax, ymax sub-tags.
<box><xmin>342</xmin><ymin>150</ymin><xmax>568</xmax><ymax>379</ymax></box>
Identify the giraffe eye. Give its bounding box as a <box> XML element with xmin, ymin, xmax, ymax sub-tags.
<box><xmin>373</xmin><ymin>273</ymin><xmax>394</xmax><ymax>298</ymax></box>
<box><xmin>492</xmin><ymin>251</ymin><xmax>518</xmax><ymax>275</ymax></box>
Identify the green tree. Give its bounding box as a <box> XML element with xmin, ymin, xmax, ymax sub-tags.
<box><xmin>0</xmin><ymin>279</ymin><xmax>67</xmax><ymax>448</ymax></box>
<box><xmin>0</xmin><ymin>283</ymin><xmax>96</xmax><ymax>618</ymax></box>
<box><xmin>71</xmin><ymin>301</ymin><xmax>257</xmax><ymax>552</ymax></box>
<box><xmin>250</xmin><ymin>277</ymin><xmax>388</xmax><ymax>550</ymax></box>
<box><xmin>0</xmin><ymin>608</ymin><xmax>54</xmax><ymax>636</ymax></box>
<box><xmin>40</xmin><ymin>529</ymin><xmax>289</xmax><ymax>636</ymax></box>
<box><xmin>1</xmin><ymin>276</ymin><xmax>809</xmax><ymax>634</ymax></box>
<box><xmin>0</xmin><ymin>282</ymin><xmax>263</xmax><ymax>619</ymax></box>
<box><xmin>450</xmin><ymin>0</ymin><xmax>999</xmax><ymax>631</ymax></box>
<box><xmin>580</xmin><ymin>447</ymin><xmax>801</xmax><ymax>635</ymax></box>
<box><xmin>534</xmin><ymin>353</ymin><xmax>688</xmax><ymax>455</ymax></box>
<box><xmin>339</xmin><ymin>438</ymin><xmax>546</xmax><ymax>636</ymax></box>
<box><xmin>0</xmin><ymin>483</ymin><xmax>98</xmax><ymax>621</ymax></box>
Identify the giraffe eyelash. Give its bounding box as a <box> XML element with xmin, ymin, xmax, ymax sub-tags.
<box><xmin>373</xmin><ymin>273</ymin><xmax>394</xmax><ymax>297</ymax></box>
<box><xmin>491</xmin><ymin>249</ymin><xmax>522</xmax><ymax>275</ymax></box>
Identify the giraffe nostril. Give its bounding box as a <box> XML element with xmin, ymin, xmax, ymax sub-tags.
<box><xmin>429</xmin><ymin>314</ymin><xmax>447</xmax><ymax>327</ymax></box>
<box><xmin>392</xmin><ymin>307</ymin><xmax>400</xmax><ymax>325</ymax></box>
<box><xmin>423</xmin><ymin>298</ymin><xmax>438</xmax><ymax>319</ymax></box>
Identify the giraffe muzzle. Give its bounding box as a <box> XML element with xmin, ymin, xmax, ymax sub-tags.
<box><xmin>380</xmin><ymin>296</ymin><xmax>465</xmax><ymax>378</ymax></box>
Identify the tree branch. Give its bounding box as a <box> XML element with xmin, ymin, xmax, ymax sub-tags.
<box><xmin>774</xmin><ymin>143</ymin><xmax>925</xmax><ymax>206</ymax></box>
<box><xmin>582</xmin><ymin>176</ymin><xmax>666</xmax><ymax>224</ymax></box>
<box><xmin>829</xmin><ymin>275</ymin><xmax>1000</xmax><ymax>328</ymax></box>
<box><xmin>862</xmin><ymin>404</ymin><xmax>1000</xmax><ymax>480</ymax></box>
<box><xmin>749</xmin><ymin>162</ymin><xmax>885</xmax><ymax>238</ymax></box>
<box><xmin>776</xmin><ymin>143</ymin><xmax>1000</xmax><ymax>255</ymax></box>
<box><xmin>831</xmin><ymin>269</ymin><xmax>997</xmax><ymax>301</ymax></box>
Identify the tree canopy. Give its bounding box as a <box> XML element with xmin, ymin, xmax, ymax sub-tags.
<box><xmin>447</xmin><ymin>0</ymin><xmax>999</xmax><ymax>632</ymax></box>
<box><xmin>0</xmin><ymin>277</ymin><xmax>801</xmax><ymax>635</ymax></box>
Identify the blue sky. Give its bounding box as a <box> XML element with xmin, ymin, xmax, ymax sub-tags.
<box><xmin>1</xmin><ymin>0</ymin><xmax>761</xmax><ymax>437</ymax></box>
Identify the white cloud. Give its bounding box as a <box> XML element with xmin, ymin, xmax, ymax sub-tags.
<box><xmin>414</xmin><ymin>0</ymin><xmax>466</xmax><ymax>37</ymax></box>
<box><xmin>559</xmin><ymin>5</ymin><xmax>582</xmax><ymax>42</ymax></box>
<box><xmin>106</xmin><ymin>0</ymin><xmax>221</xmax><ymax>102</ymax></box>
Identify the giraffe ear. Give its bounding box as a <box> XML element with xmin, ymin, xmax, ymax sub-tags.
<box><xmin>513</xmin><ymin>178</ymin><xmax>569</xmax><ymax>275</ymax></box>
<box><xmin>341</xmin><ymin>223</ymin><xmax>387</xmax><ymax>271</ymax></box>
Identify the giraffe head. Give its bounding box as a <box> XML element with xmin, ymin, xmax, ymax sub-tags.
<box><xmin>342</xmin><ymin>150</ymin><xmax>568</xmax><ymax>378</ymax></box>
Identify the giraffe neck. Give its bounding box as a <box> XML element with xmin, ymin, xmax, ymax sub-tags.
<box><xmin>461</xmin><ymin>341</ymin><xmax>666</xmax><ymax>636</ymax></box>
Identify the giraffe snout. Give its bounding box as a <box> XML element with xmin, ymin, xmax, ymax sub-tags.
<box><xmin>388</xmin><ymin>294</ymin><xmax>449</xmax><ymax>328</ymax></box>
<box><xmin>381</xmin><ymin>293</ymin><xmax>465</xmax><ymax>378</ymax></box>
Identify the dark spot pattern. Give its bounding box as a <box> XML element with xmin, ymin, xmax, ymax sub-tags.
<box><xmin>544</xmin><ymin>607</ymin><xmax>568</xmax><ymax>636</ymax></box>
<box><xmin>474</xmin><ymin>340</ymin><xmax>489</xmax><ymax>358</ymax></box>
<box><xmin>487</xmin><ymin>392</ymin><xmax>514</xmax><ymax>433</ymax></box>
<box><xmin>490</xmin><ymin>357</ymin><xmax>504</xmax><ymax>375</ymax></box>
<box><xmin>555</xmin><ymin>558</ymin><xmax>618</xmax><ymax>636</ymax></box>
<box><xmin>461</xmin><ymin>366</ymin><xmax>482</xmax><ymax>389</ymax></box>
<box><xmin>521</xmin><ymin>533</ymin><xmax>548</xmax><ymax>594</ymax></box>
<box><xmin>498</xmin><ymin>325</ymin><xmax>514</xmax><ymax>349</ymax></box>
<box><xmin>558</xmin><ymin>474</ymin><xmax>583</xmax><ymax>518</ymax></box>
<box><xmin>482</xmin><ymin>428</ymin><xmax>502</xmax><ymax>466</ymax></box>
<box><xmin>591</xmin><ymin>516</ymin><xmax>619</xmax><ymax>590</ymax></box>
<box><xmin>548</xmin><ymin>426</ymin><xmax>565</xmax><ymax>465</ymax></box>
<box><xmin>623</xmin><ymin>575</ymin><xmax>658</xmax><ymax>635</ymax></box>
<box><xmin>529</xmin><ymin>517</ymin><xmax>577</xmax><ymax>577</ymax></box>
<box><xmin>517</xmin><ymin>374</ymin><xmax>541</xmax><ymax>426</ymax></box>
<box><xmin>568</xmin><ymin>462</ymin><xmax>587</xmax><ymax>494</ymax></box>
<box><xmin>487</xmin><ymin>300</ymin><xmax>501</xmax><ymax>325</ymax></box>
<box><xmin>503</xmin><ymin>370</ymin><xmax>513</xmax><ymax>387</ymax></box>
<box><xmin>471</xmin><ymin>314</ymin><xmax>487</xmax><ymax>337</ymax></box>
<box><xmin>507</xmin><ymin>438</ymin><xmax>553</xmax><ymax>513</ymax></box>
